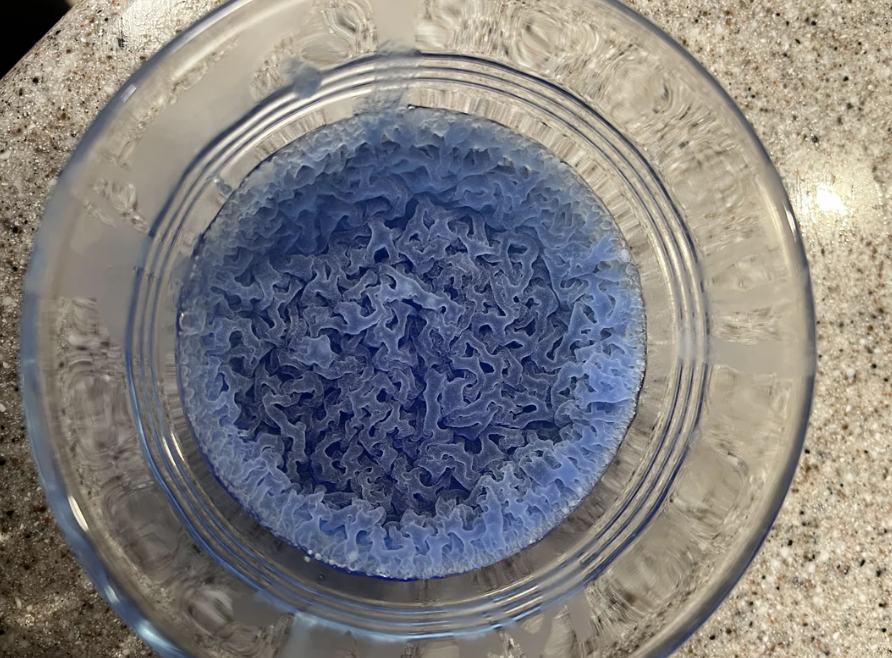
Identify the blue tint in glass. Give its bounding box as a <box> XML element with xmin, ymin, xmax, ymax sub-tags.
<box><xmin>177</xmin><ymin>108</ymin><xmax>646</xmax><ymax>579</ymax></box>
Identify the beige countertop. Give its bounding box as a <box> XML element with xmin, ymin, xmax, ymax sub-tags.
<box><xmin>0</xmin><ymin>0</ymin><xmax>889</xmax><ymax>656</ymax></box>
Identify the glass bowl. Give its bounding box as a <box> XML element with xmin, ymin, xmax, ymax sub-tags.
<box><xmin>20</xmin><ymin>0</ymin><xmax>815</xmax><ymax>657</ymax></box>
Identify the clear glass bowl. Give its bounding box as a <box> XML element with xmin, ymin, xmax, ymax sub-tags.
<box><xmin>20</xmin><ymin>0</ymin><xmax>815</xmax><ymax>657</ymax></box>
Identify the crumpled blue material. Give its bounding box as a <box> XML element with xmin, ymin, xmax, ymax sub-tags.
<box><xmin>177</xmin><ymin>108</ymin><xmax>646</xmax><ymax>579</ymax></box>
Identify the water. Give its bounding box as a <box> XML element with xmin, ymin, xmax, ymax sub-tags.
<box><xmin>176</xmin><ymin>108</ymin><xmax>646</xmax><ymax>579</ymax></box>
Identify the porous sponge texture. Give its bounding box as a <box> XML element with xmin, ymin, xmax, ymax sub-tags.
<box><xmin>177</xmin><ymin>108</ymin><xmax>646</xmax><ymax>579</ymax></box>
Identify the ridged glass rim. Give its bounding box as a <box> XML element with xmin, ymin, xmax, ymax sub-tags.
<box><xmin>20</xmin><ymin>0</ymin><xmax>816</xmax><ymax>656</ymax></box>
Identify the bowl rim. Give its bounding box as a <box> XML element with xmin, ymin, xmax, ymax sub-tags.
<box><xmin>20</xmin><ymin>0</ymin><xmax>816</xmax><ymax>656</ymax></box>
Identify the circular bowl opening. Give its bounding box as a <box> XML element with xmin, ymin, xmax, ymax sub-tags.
<box><xmin>22</xmin><ymin>1</ymin><xmax>814</xmax><ymax>657</ymax></box>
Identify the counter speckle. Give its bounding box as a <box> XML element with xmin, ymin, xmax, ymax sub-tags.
<box><xmin>0</xmin><ymin>0</ymin><xmax>890</xmax><ymax>656</ymax></box>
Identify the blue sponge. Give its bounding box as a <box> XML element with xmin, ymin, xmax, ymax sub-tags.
<box><xmin>177</xmin><ymin>108</ymin><xmax>646</xmax><ymax>579</ymax></box>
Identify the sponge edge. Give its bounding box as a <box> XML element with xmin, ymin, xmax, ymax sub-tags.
<box><xmin>177</xmin><ymin>107</ymin><xmax>646</xmax><ymax>579</ymax></box>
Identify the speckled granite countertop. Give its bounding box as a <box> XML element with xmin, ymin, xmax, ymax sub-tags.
<box><xmin>0</xmin><ymin>0</ymin><xmax>889</xmax><ymax>656</ymax></box>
